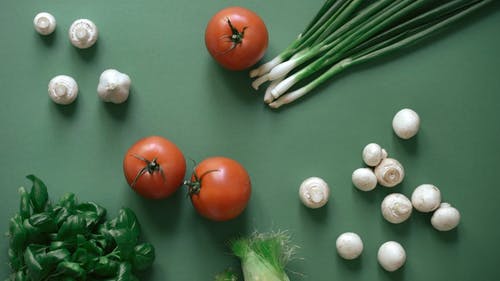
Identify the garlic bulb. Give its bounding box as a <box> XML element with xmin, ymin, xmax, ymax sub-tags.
<box><xmin>33</xmin><ymin>12</ymin><xmax>56</xmax><ymax>35</ymax></box>
<box><xmin>381</xmin><ymin>193</ymin><xmax>412</xmax><ymax>224</ymax></box>
<box><xmin>411</xmin><ymin>184</ymin><xmax>441</xmax><ymax>213</ymax></box>
<box><xmin>97</xmin><ymin>69</ymin><xmax>131</xmax><ymax>104</ymax></box>
<box><xmin>298</xmin><ymin>177</ymin><xmax>330</xmax><ymax>208</ymax></box>
<box><xmin>374</xmin><ymin>158</ymin><xmax>405</xmax><ymax>187</ymax></box>
<box><xmin>336</xmin><ymin>232</ymin><xmax>363</xmax><ymax>260</ymax></box>
<box><xmin>69</xmin><ymin>19</ymin><xmax>98</xmax><ymax>49</ymax></box>
<box><xmin>352</xmin><ymin>168</ymin><xmax>377</xmax><ymax>191</ymax></box>
<box><xmin>48</xmin><ymin>75</ymin><xmax>78</xmax><ymax>105</ymax></box>
<box><xmin>431</xmin><ymin>203</ymin><xmax>460</xmax><ymax>231</ymax></box>
<box><xmin>362</xmin><ymin>143</ymin><xmax>387</xmax><ymax>167</ymax></box>
<box><xmin>392</xmin><ymin>108</ymin><xmax>420</xmax><ymax>139</ymax></box>
<box><xmin>378</xmin><ymin>241</ymin><xmax>406</xmax><ymax>272</ymax></box>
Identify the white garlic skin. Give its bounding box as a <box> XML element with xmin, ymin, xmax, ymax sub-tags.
<box><xmin>69</xmin><ymin>19</ymin><xmax>98</xmax><ymax>49</ymax></box>
<box><xmin>392</xmin><ymin>108</ymin><xmax>420</xmax><ymax>139</ymax></box>
<box><xmin>97</xmin><ymin>69</ymin><xmax>131</xmax><ymax>104</ymax></box>
<box><xmin>362</xmin><ymin>143</ymin><xmax>388</xmax><ymax>167</ymax></box>
<box><xmin>374</xmin><ymin>158</ymin><xmax>405</xmax><ymax>188</ymax></box>
<box><xmin>378</xmin><ymin>241</ymin><xmax>406</xmax><ymax>272</ymax></box>
<box><xmin>48</xmin><ymin>75</ymin><xmax>78</xmax><ymax>105</ymax></box>
<box><xmin>381</xmin><ymin>193</ymin><xmax>412</xmax><ymax>224</ymax></box>
<box><xmin>336</xmin><ymin>232</ymin><xmax>363</xmax><ymax>260</ymax></box>
<box><xmin>34</xmin><ymin>12</ymin><xmax>56</xmax><ymax>35</ymax></box>
<box><xmin>352</xmin><ymin>168</ymin><xmax>377</xmax><ymax>191</ymax></box>
<box><xmin>411</xmin><ymin>184</ymin><xmax>441</xmax><ymax>213</ymax></box>
<box><xmin>299</xmin><ymin>177</ymin><xmax>330</xmax><ymax>209</ymax></box>
<box><xmin>431</xmin><ymin>203</ymin><xmax>460</xmax><ymax>231</ymax></box>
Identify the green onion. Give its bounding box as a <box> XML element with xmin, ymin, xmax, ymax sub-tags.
<box><xmin>251</xmin><ymin>0</ymin><xmax>493</xmax><ymax>108</ymax></box>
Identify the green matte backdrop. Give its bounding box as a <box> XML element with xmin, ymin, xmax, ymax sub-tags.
<box><xmin>1</xmin><ymin>0</ymin><xmax>500</xmax><ymax>280</ymax></box>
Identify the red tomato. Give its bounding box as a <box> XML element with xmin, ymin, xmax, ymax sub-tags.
<box><xmin>205</xmin><ymin>6</ymin><xmax>269</xmax><ymax>70</ymax></box>
<box><xmin>186</xmin><ymin>157</ymin><xmax>251</xmax><ymax>221</ymax></box>
<box><xmin>123</xmin><ymin>136</ymin><xmax>186</xmax><ymax>199</ymax></box>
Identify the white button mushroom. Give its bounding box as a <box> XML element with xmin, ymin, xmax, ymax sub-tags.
<box><xmin>69</xmin><ymin>19</ymin><xmax>98</xmax><ymax>49</ymax></box>
<box><xmin>381</xmin><ymin>193</ymin><xmax>413</xmax><ymax>224</ymax></box>
<box><xmin>362</xmin><ymin>143</ymin><xmax>388</xmax><ymax>167</ymax></box>
<box><xmin>48</xmin><ymin>75</ymin><xmax>78</xmax><ymax>105</ymax></box>
<box><xmin>97</xmin><ymin>69</ymin><xmax>131</xmax><ymax>104</ymax></box>
<box><xmin>411</xmin><ymin>184</ymin><xmax>441</xmax><ymax>213</ymax></box>
<box><xmin>33</xmin><ymin>12</ymin><xmax>56</xmax><ymax>35</ymax></box>
<box><xmin>392</xmin><ymin>108</ymin><xmax>420</xmax><ymax>139</ymax></box>
<box><xmin>298</xmin><ymin>177</ymin><xmax>330</xmax><ymax>209</ymax></box>
<box><xmin>374</xmin><ymin>158</ymin><xmax>405</xmax><ymax>188</ymax></box>
<box><xmin>336</xmin><ymin>232</ymin><xmax>363</xmax><ymax>260</ymax></box>
<box><xmin>352</xmin><ymin>168</ymin><xmax>377</xmax><ymax>192</ymax></box>
<box><xmin>377</xmin><ymin>241</ymin><xmax>406</xmax><ymax>272</ymax></box>
<box><xmin>431</xmin><ymin>203</ymin><xmax>460</xmax><ymax>231</ymax></box>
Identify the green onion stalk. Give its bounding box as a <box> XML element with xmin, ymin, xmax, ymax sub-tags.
<box><xmin>250</xmin><ymin>0</ymin><xmax>493</xmax><ymax>108</ymax></box>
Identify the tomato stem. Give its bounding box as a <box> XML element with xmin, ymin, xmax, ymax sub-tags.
<box><xmin>184</xmin><ymin>169</ymin><xmax>220</xmax><ymax>196</ymax></box>
<box><xmin>131</xmin><ymin>154</ymin><xmax>166</xmax><ymax>187</ymax></box>
<box><xmin>218</xmin><ymin>17</ymin><xmax>248</xmax><ymax>55</ymax></box>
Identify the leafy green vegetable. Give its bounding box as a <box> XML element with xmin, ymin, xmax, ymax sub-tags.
<box><xmin>131</xmin><ymin>243</ymin><xmax>155</xmax><ymax>271</ymax></box>
<box><xmin>5</xmin><ymin>176</ymin><xmax>156</xmax><ymax>281</ymax></box>
<box><xmin>214</xmin><ymin>269</ymin><xmax>239</xmax><ymax>281</ymax></box>
<box><xmin>230</xmin><ymin>232</ymin><xmax>297</xmax><ymax>281</ymax></box>
<box><xmin>26</xmin><ymin>175</ymin><xmax>49</xmax><ymax>213</ymax></box>
<box><xmin>18</xmin><ymin>187</ymin><xmax>31</xmax><ymax>220</ymax></box>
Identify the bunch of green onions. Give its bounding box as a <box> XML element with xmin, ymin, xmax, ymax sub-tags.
<box><xmin>250</xmin><ymin>0</ymin><xmax>493</xmax><ymax>108</ymax></box>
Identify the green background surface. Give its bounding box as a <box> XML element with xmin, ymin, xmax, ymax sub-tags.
<box><xmin>1</xmin><ymin>1</ymin><xmax>500</xmax><ymax>280</ymax></box>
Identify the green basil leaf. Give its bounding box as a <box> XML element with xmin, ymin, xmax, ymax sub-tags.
<box><xmin>29</xmin><ymin>212</ymin><xmax>57</xmax><ymax>233</ymax></box>
<box><xmin>92</xmin><ymin>256</ymin><xmax>119</xmax><ymax>277</ymax></box>
<box><xmin>131</xmin><ymin>243</ymin><xmax>155</xmax><ymax>271</ymax></box>
<box><xmin>45</xmin><ymin>248</ymin><xmax>71</xmax><ymax>264</ymax></box>
<box><xmin>8</xmin><ymin>248</ymin><xmax>23</xmax><ymax>271</ymax></box>
<box><xmin>26</xmin><ymin>175</ymin><xmax>49</xmax><ymax>213</ymax></box>
<box><xmin>49</xmin><ymin>241</ymin><xmax>67</xmax><ymax>250</ymax></box>
<box><xmin>56</xmin><ymin>261</ymin><xmax>86</xmax><ymax>279</ymax></box>
<box><xmin>109</xmin><ymin>228</ymin><xmax>137</xmax><ymax>261</ymax></box>
<box><xmin>76</xmin><ymin>202</ymin><xmax>107</xmax><ymax>229</ymax></box>
<box><xmin>23</xmin><ymin>219</ymin><xmax>49</xmax><ymax>245</ymax></box>
<box><xmin>9</xmin><ymin>215</ymin><xmax>27</xmax><ymax>252</ymax></box>
<box><xmin>54</xmin><ymin>207</ymin><xmax>71</xmax><ymax>226</ymax></box>
<box><xmin>23</xmin><ymin>246</ymin><xmax>45</xmax><ymax>281</ymax></box>
<box><xmin>18</xmin><ymin>187</ymin><xmax>31</xmax><ymax>220</ymax></box>
<box><xmin>113</xmin><ymin>208</ymin><xmax>140</xmax><ymax>238</ymax></box>
<box><xmin>57</xmin><ymin>215</ymin><xmax>87</xmax><ymax>240</ymax></box>
<box><xmin>116</xmin><ymin>262</ymin><xmax>133</xmax><ymax>281</ymax></box>
<box><xmin>58</xmin><ymin>193</ymin><xmax>78</xmax><ymax>210</ymax></box>
<box><xmin>12</xmin><ymin>270</ymin><xmax>28</xmax><ymax>281</ymax></box>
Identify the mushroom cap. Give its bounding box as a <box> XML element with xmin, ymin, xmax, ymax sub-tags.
<box><xmin>48</xmin><ymin>75</ymin><xmax>78</xmax><ymax>105</ymax></box>
<box><xmin>431</xmin><ymin>203</ymin><xmax>460</xmax><ymax>231</ymax></box>
<box><xmin>362</xmin><ymin>143</ymin><xmax>387</xmax><ymax>167</ymax></box>
<box><xmin>336</xmin><ymin>232</ymin><xmax>363</xmax><ymax>260</ymax></box>
<box><xmin>299</xmin><ymin>177</ymin><xmax>330</xmax><ymax>209</ymax></box>
<box><xmin>352</xmin><ymin>168</ymin><xmax>377</xmax><ymax>191</ymax></box>
<box><xmin>392</xmin><ymin>108</ymin><xmax>420</xmax><ymax>139</ymax></box>
<box><xmin>34</xmin><ymin>12</ymin><xmax>56</xmax><ymax>35</ymax></box>
<box><xmin>381</xmin><ymin>193</ymin><xmax>412</xmax><ymax>224</ymax></box>
<box><xmin>378</xmin><ymin>241</ymin><xmax>406</xmax><ymax>272</ymax></box>
<box><xmin>374</xmin><ymin>158</ymin><xmax>405</xmax><ymax>188</ymax></box>
<box><xmin>69</xmin><ymin>19</ymin><xmax>98</xmax><ymax>49</ymax></box>
<box><xmin>411</xmin><ymin>184</ymin><xmax>441</xmax><ymax>212</ymax></box>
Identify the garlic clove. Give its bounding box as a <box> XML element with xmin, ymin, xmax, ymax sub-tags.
<box><xmin>392</xmin><ymin>108</ymin><xmax>420</xmax><ymax>139</ymax></box>
<box><xmin>362</xmin><ymin>143</ymin><xmax>387</xmax><ymax>167</ymax></box>
<box><xmin>431</xmin><ymin>203</ymin><xmax>460</xmax><ymax>231</ymax></box>
<box><xmin>299</xmin><ymin>177</ymin><xmax>330</xmax><ymax>209</ymax></box>
<box><xmin>374</xmin><ymin>158</ymin><xmax>405</xmax><ymax>188</ymax></box>
<box><xmin>34</xmin><ymin>12</ymin><xmax>56</xmax><ymax>35</ymax></box>
<box><xmin>381</xmin><ymin>193</ymin><xmax>412</xmax><ymax>224</ymax></box>
<box><xmin>352</xmin><ymin>168</ymin><xmax>377</xmax><ymax>191</ymax></box>
<box><xmin>97</xmin><ymin>69</ymin><xmax>131</xmax><ymax>104</ymax></box>
<box><xmin>69</xmin><ymin>19</ymin><xmax>98</xmax><ymax>49</ymax></box>
<box><xmin>48</xmin><ymin>75</ymin><xmax>78</xmax><ymax>105</ymax></box>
